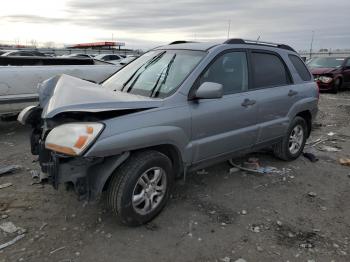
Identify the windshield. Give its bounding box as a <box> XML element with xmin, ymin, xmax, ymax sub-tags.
<box><xmin>307</xmin><ymin>57</ymin><xmax>345</xmax><ymax>68</ymax></box>
<box><xmin>102</xmin><ymin>50</ymin><xmax>205</xmax><ymax>98</ymax></box>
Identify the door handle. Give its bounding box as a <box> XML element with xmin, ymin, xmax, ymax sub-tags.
<box><xmin>288</xmin><ymin>90</ymin><xmax>298</xmax><ymax>96</ymax></box>
<box><xmin>241</xmin><ymin>98</ymin><xmax>256</xmax><ymax>107</ymax></box>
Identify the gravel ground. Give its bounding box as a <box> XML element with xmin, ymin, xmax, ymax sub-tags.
<box><xmin>0</xmin><ymin>92</ymin><xmax>350</xmax><ymax>262</ymax></box>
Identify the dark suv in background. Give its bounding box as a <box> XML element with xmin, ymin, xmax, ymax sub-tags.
<box><xmin>307</xmin><ymin>56</ymin><xmax>350</xmax><ymax>93</ymax></box>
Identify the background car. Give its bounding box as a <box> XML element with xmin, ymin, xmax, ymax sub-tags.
<box><xmin>114</xmin><ymin>55</ymin><xmax>139</xmax><ymax>67</ymax></box>
<box><xmin>1</xmin><ymin>50</ymin><xmax>47</xmax><ymax>57</ymax></box>
<box><xmin>62</xmin><ymin>53</ymin><xmax>95</xmax><ymax>59</ymax></box>
<box><xmin>94</xmin><ymin>54</ymin><xmax>123</xmax><ymax>64</ymax></box>
<box><xmin>307</xmin><ymin>57</ymin><xmax>350</xmax><ymax>93</ymax></box>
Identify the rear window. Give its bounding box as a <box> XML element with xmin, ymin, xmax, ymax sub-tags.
<box><xmin>251</xmin><ymin>52</ymin><xmax>291</xmax><ymax>89</ymax></box>
<box><xmin>289</xmin><ymin>54</ymin><xmax>311</xmax><ymax>81</ymax></box>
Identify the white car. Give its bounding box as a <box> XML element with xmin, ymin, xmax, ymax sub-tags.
<box><xmin>94</xmin><ymin>54</ymin><xmax>123</xmax><ymax>64</ymax></box>
<box><xmin>0</xmin><ymin>57</ymin><xmax>119</xmax><ymax>116</ymax></box>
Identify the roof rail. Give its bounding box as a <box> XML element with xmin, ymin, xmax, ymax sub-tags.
<box><xmin>223</xmin><ymin>38</ymin><xmax>296</xmax><ymax>52</ymax></box>
<box><xmin>168</xmin><ymin>40</ymin><xmax>196</xmax><ymax>45</ymax></box>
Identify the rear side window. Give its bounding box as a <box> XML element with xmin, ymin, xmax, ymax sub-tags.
<box><xmin>289</xmin><ymin>54</ymin><xmax>311</xmax><ymax>81</ymax></box>
<box><xmin>251</xmin><ymin>52</ymin><xmax>291</xmax><ymax>89</ymax></box>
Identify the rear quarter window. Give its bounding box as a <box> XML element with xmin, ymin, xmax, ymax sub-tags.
<box><xmin>251</xmin><ymin>52</ymin><xmax>291</xmax><ymax>89</ymax></box>
<box><xmin>288</xmin><ymin>54</ymin><xmax>312</xmax><ymax>81</ymax></box>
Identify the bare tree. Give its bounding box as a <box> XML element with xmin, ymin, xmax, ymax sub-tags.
<box><xmin>30</xmin><ymin>39</ymin><xmax>38</xmax><ymax>48</ymax></box>
<box><xmin>44</xmin><ymin>41</ymin><xmax>55</xmax><ymax>48</ymax></box>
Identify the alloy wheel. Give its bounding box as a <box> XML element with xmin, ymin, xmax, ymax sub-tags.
<box><xmin>132</xmin><ymin>167</ymin><xmax>167</xmax><ymax>215</ymax></box>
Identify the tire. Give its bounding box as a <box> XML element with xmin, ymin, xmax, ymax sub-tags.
<box><xmin>332</xmin><ymin>78</ymin><xmax>341</xmax><ymax>93</ymax></box>
<box><xmin>107</xmin><ymin>150</ymin><xmax>173</xmax><ymax>226</ymax></box>
<box><xmin>273</xmin><ymin>116</ymin><xmax>307</xmax><ymax>161</ymax></box>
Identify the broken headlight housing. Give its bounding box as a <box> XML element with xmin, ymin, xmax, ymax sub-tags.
<box><xmin>45</xmin><ymin>123</ymin><xmax>104</xmax><ymax>156</ymax></box>
<box><xmin>318</xmin><ymin>76</ymin><xmax>333</xmax><ymax>84</ymax></box>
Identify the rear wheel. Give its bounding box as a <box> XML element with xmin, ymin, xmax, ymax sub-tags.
<box><xmin>107</xmin><ymin>150</ymin><xmax>173</xmax><ymax>226</ymax></box>
<box><xmin>273</xmin><ymin>116</ymin><xmax>307</xmax><ymax>161</ymax></box>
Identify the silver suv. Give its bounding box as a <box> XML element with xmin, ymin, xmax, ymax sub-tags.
<box><xmin>19</xmin><ymin>39</ymin><xmax>319</xmax><ymax>226</ymax></box>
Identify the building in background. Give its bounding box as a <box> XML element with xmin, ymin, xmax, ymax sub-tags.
<box><xmin>66</xmin><ymin>41</ymin><xmax>125</xmax><ymax>50</ymax></box>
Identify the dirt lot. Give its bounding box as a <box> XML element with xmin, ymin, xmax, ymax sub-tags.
<box><xmin>0</xmin><ymin>92</ymin><xmax>350</xmax><ymax>262</ymax></box>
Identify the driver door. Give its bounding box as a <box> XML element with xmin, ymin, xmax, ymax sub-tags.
<box><xmin>189</xmin><ymin>51</ymin><xmax>258</xmax><ymax>163</ymax></box>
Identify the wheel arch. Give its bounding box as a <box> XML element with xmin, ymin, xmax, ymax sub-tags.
<box><xmin>296</xmin><ymin>110</ymin><xmax>312</xmax><ymax>137</ymax></box>
<box><xmin>102</xmin><ymin>144</ymin><xmax>184</xmax><ymax>193</ymax></box>
<box><xmin>335</xmin><ymin>76</ymin><xmax>343</xmax><ymax>87</ymax></box>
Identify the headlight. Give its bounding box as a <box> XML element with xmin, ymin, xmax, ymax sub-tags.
<box><xmin>45</xmin><ymin>123</ymin><xmax>104</xmax><ymax>156</ymax></box>
<box><xmin>318</xmin><ymin>76</ymin><xmax>333</xmax><ymax>84</ymax></box>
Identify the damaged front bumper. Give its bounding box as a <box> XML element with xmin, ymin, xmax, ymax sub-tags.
<box><xmin>36</xmin><ymin>140</ymin><xmax>129</xmax><ymax>201</ymax></box>
<box><xmin>18</xmin><ymin>105</ymin><xmax>130</xmax><ymax>201</ymax></box>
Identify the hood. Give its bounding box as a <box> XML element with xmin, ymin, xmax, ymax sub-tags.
<box><xmin>39</xmin><ymin>74</ymin><xmax>162</xmax><ymax>119</ymax></box>
<box><xmin>310</xmin><ymin>67</ymin><xmax>339</xmax><ymax>75</ymax></box>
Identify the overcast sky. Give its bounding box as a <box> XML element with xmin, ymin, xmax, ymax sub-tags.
<box><xmin>1</xmin><ymin>0</ymin><xmax>349</xmax><ymax>50</ymax></box>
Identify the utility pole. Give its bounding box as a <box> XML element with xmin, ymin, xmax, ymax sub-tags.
<box><xmin>309</xmin><ymin>30</ymin><xmax>314</xmax><ymax>59</ymax></box>
<box><xmin>227</xmin><ymin>20</ymin><xmax>231</xmax><ymax>39</ymax></box>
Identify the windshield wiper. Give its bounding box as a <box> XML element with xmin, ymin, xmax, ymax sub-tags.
<box><xmin>150</xmin><ymin>54</ymin><xmax>176</xmax><ymax>98</ymax></box>
<box><xmin>121</xmin><ymin>51</ymin><xmax>166</xmax><ymax>92</ymax></box>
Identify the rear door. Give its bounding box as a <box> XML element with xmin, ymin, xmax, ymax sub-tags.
<box><xmin>248</xmin><ymin>50</ymin><xmax>296</xmax><ymax>144</ymax></box>
<box><xmin>190</xmin><ymin>50</ymin><xmax>259</xmax><ymax>163</ymax></box>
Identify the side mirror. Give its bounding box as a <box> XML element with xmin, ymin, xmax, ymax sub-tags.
<box><xmin>194</xmin><ymin>82</ymin><xmax>223</xmax><ymax>99</ymax></box>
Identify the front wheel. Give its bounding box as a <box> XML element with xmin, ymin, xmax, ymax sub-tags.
<box><xmin>107</xmin><ymin>150</ymin><xmax>174</xmax><ymax>226</ymax></box>
<box><xmin>331</xmin><ymin>78</ymin><xmax>342</xmax><ymax>94</ymax></box>
<box><xmin>273</xmin><ymin>116</ymin><xmax>307</xmax><ymax>161</ymax></box>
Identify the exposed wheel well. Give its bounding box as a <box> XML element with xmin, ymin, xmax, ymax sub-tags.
<box><xmin>296</xmin><ymin>110</ymin><xmax>312</xmax><ymax>137</ymax></box>
<box><xmin>103</xmin><ymin>144</ymin><xmax>184</xmax><ymax>192</ymax></box>
<box><xmin>139</xmin><ymin>144</ymin><xmax>184</xmax><ymax>178</ymax></box>
<box><xmin>335</xmin><ymin>77</ymin><xmax>343</xmax><ymax>88</ymax></box>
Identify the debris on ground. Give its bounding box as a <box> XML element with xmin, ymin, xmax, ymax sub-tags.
<box><xmin>0</xmin><ymin>165</ymin><xmax>21</xmax><ymax>175</ymax></box>
<box><xmin>317</xmin><ymin>145</ymin><xmax>341</xmax><ymax>152</ymax></box>
<box><xmin>0</xmin><ymin>234</ymin><xmax>25</xmax><ymax>250</ymax></box>
<box><xmin>244</xmin><ymin>158</ymin><xmax>260</xmax><ymax>170</ymax></box>
<box><xmin>339</xmin><ymin>158</ymin><xmax>350</xmax><ymax>166</ymax></box>
<box><xmin>230</xmin><ymin>158</ymin><xmax>287</xmax><ymax>175</ymax></box>
<box><xmin>308</xmin><ymin>192</ymin><xmax>317</xmax><ymax>197</ymax></box>
<box><xmin>0</xmin><ymin>221</ymin><xmax>21</xmax><ymax>234</ymax></box>
<box><xmin>0</xmin><ymin>183</ymin><xmax>12</xmax><ymax>189</ymax></box>
<box><xmin>39</xmin><ymin>222</ymin><xmax>48</xmax><ymax>231</ymax></box>
<box><xmin>220</xmin><ymin>257</ymin><xmax>231</xmax><ymax>262</ymax></box>
<box><xmin>240</xmin><ymin>210</ymin><xmax>247</xmax><ymax>215</ymax></box>
<box><xmin>30</xmin><ymin>169</ymin><xmax>41</xmax><ymax>185</ymax></box>
<box><xmin>327</xmin><ymin>132</ymin><xmax>336</xmax><ymax>136</ymax></box>
<box><xmin>39</xmin><ymin>171</ymin><xmax>48</xmax><ymax>182</ymax></box>
<box><xmin>303</xmin><ymin>152</ymin><xmax>319</xmax><ymax>162</ymax></box>
<box><xmin>197</xmin><ymin>169</ymin><xmax>208</xmax><ymax>175</ymax></box>
<box><xmin>30</xmin><ymin>169</ymin><xmax>48</xmax><ymax>184</ymax></box>
<box><xmin>306</xmin><ymin>137</ymin><xmax>327</xmax><ymax>147</ymax></box>
<box><xmin>49</xmin><ymin>246</ymin><xmax>66</xmax><ymax>255</ymax></box>
<box><xmin>234</xmin><ymin>258</ymin><xmax>247</xmax><ymax>262</ymax></box>
<box><xmin>251</xmin><ymin>225</ymin><xmax>261</xmax><ymax>233</ymax></box>
<box><xmin>30</xmin><ymin>169</ymin><xmax>40</xmax><ymax>180</ymax></box>
<box><xmin>229</xmin><ymin>167</ymin><xmax>240</xmax><ymax>174</ymax></box>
